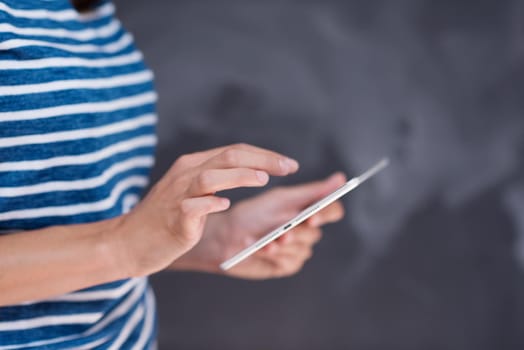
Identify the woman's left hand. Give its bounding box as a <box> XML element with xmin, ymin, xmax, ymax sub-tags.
<box><xmin>170</xmin><ymin>172</ymin><xmax>346</xmax><ymax>279</ymax></box>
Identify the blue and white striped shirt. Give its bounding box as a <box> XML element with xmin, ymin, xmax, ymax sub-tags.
<box><xmin>0</xmin><ymin>0</ymin><xmax>158</xmax><ymax>348</ymax></box>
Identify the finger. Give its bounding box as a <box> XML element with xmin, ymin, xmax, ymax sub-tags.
<box><xmin>270</xmin><ymin>172</ymin><xmax>347</xmax><ymax>210</ymax></box>
<box><xmin>284</xmin><ymin>227</ymin><xmax>323</xmax><ymax>246</ymax></box>
<box><xmin>188</xmin><ymin>168</ymin><xmax>270</xmax><ymax>196</ymax></box>
<box><xmin>292</xmin><ymin>227</ymin><xmax>323</xmax><ymax>245</ymax></box>
<box><xmin>307</xmin><ymin>201</ymin><xmax>345</xmax><ymax>227</ymax></box>
<box><xmin>178</xmin><ymin>196</ymin><xmax>230</xmax><ymax>241</ymax></box>
<box><xmin>202</xmin><ymin>148</ymin><xmax>299</xmax><ymax>176</ymax></box>
<box><xmin>179</xmin><ymin>143</ymin><xmax>297</xmax><ymax>169</ymax></box>
<box><xmin>180</xmin><ymin>196</ymin><xmax>230</xmax><ymax>222</ymax></box>
<box><xmin>275</xmin><ymin>226</ymin><xmax>322</xmax><ymax>245</ymax></box>
<box><xmin>261</xmin><ymin>248</ymin><xmax>312</xmax><ymax>277</ymax></box>
<box><xmin>276</xmin><ymin>231</ymin><xmax>294</xmax><ymax>244</ymax></box>
<box><xmin>264</xmin><ymin>242</ymin><xmax>315</xmax><ymax>259</ymax></box>
<box><xmin>266</xmin><ymin>227</ymin><xmax>322</xmax><ymax>253</ymax></box>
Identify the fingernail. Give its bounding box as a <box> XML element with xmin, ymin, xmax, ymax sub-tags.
<box><xmin>329</xmin><ymin>172</ymin><xmax>345</xmax><ymax>182</ymax></box>
<box><xmin>256</xmin><ymin>170</ymin><xmax>269</xmax><ymax>184</ymax></box>
<box><xmin>221</xmin><ymin>198</ymin><xmax>231</xmax><ymax>208</ymax></box>
<box><xmin>280</xmin><ymin>158</ymin><xmax>299</xmax><ymax>173</ymax></box>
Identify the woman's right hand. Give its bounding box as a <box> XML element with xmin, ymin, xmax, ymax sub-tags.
<box><xmin>115</xmin><ymin>143</ymin><xmax>299</xmax><ymax>277</ymax></box>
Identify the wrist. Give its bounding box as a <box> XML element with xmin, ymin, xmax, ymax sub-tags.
<box><xmin>97</xmin><ymin>215</ymin><xmax>136</xmax><ymax>279</ymax></box>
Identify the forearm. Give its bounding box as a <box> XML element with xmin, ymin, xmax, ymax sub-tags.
<box><xmin>0</xmin><ymin>217</ymin><xmax>129</xmax><ymax>306</ymax></box>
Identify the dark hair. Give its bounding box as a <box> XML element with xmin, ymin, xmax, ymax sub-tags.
<box><xmin>71</xmin><ymin>0</ymin><xmax>100</xmax><ymax>12</ymax></box>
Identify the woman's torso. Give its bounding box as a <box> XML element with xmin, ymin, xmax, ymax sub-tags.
<box><xmin>0</xmin><ymin>0</ymin><xmax>157</xmax><ymax>348</ymax></box>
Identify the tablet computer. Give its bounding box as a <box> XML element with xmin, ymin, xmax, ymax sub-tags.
<box><xmin>220</xmin><ymin>158</ymin><xmax>389</xmax><ymax>270</ymax></box>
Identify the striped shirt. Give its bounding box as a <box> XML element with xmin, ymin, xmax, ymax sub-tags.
<box><xmin>0</xmin><ymin>0</ymin><xmax>158</xmax><ymax>348</ymax></box>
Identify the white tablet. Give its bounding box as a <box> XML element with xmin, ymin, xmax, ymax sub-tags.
<box><xmin>220</xmin><ymin>158</ymin><xmax>390</xmax><ymax>270</ymax></box>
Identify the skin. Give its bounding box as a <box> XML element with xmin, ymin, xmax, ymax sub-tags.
<box><xmin>0</xmin><ymin>143</ymin><xmax>345</xmax><ymax>306</ymax></box>
<box><xmin>173</xmin><ymin>172</ymin><xmax>346</xmax><ymax>279</ymax></box>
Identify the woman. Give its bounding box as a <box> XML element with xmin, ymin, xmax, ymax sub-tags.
<box><xmin>0</xmin><ymin>0</ymin><xmax>345</xmax><ymax>348</ymax></box>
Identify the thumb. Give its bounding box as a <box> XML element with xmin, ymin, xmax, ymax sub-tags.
<box><xmin>275</xmin><ymin>172</ymin><xmax>347</xmax><ymax>209</ymax></box>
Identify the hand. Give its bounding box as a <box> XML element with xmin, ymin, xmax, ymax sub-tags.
<box><xmin>114</xmin><ymin>143</ymin><xmax>299</xmax><ymax>277</ymax></box>
<box><xmin>172</xmin><ymin>173</ymin><xmax>346</xmax><ymax>279</ymax></box>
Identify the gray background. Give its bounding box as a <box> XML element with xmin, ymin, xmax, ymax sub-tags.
<box><xmin>115</xmin><ymin>1</ymin><xmax>524</xmax><ymax>349</ymax></box>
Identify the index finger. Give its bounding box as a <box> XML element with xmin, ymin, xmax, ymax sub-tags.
<box><xmin>182</xmin><ymin>143</ymin><xmax>297</xmax><ymax>168</ymax></box>
<box><xmin>202</xmin><ymin>147</ymin><xmax>299</xmax><ymax>176</ymax></box>
<box><xmin>306</xmin><ymin>200</ymin><xmax>345</xmax><ymax>227</ymax></box>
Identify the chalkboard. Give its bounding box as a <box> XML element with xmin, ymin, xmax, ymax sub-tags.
<box><xmin>115</xmin><ymin>1</ymin><xmax>524</xmax><ymax>348</ymax></box>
